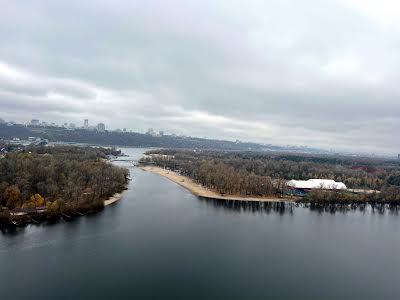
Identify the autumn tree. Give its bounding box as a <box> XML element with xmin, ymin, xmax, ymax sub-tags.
<box><xmin>4</xmin><ymin>185</ymin><xmax>21</xmax><ymax>209</ymax></box>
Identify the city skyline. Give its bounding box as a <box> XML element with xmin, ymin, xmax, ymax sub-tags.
<box><xmin>1</xmin><ymin>115</ymin><xmax>398</xmax><ymax>157</ymax></box>
<box><xmin>1</xmin><ymin>115</ymin><xmax>172</xmax><ymax>137</ymax></box>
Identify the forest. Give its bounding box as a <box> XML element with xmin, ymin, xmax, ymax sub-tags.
<box><xmin>141</xmin><ymin>149</ymin><xmax>400</xmax><ymax>203</ymax></box>
<box><xmin>0</xmin><ymin>145</ymin><xmax>129</xmax><ymax>224</ymax></box>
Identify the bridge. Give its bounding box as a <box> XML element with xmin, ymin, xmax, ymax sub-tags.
<box><xmin>110</xmin><ymin>159</ymin><xmax>139</xmax><ymax>166</ymax></box>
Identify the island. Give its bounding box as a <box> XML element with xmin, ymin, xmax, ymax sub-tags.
<box><xmin>0</xmin><ymin>145</ymin><xmax>129</xmax><ymax>226</ymax></box>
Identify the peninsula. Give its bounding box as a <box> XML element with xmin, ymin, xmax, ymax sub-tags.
<box><xmin>141</xmin><ymin>149</ymin><xmax>400</xmax><ymax>204</ymax></box>
<box><xmin>141</xmin><ymin>166</ymin><xmax>294</xmax><ymax>202</ymax></box>
<box><xmin>0</xmin><ymin>144</ymin><xmax>129</xmax><ymax>226</ymax></box>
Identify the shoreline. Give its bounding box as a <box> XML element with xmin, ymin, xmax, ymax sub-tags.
<box><xmin>140</xmin><ymin>166</ymin><xmax>296</xmax><ymax>203</ymax></box>
<box><xmin>0</xmin><ymin>191</ymin><xmax>126</xmax><ymax>227</ymax></box>
<box><xmin>104</xmin><ymin>192</ymin><xmax>124</xmax><ymax>206</ymax></box>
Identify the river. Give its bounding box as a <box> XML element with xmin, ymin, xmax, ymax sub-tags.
<box><xmin>1</xmin><ymin>148</ymin><xmax>400</xmax><ymax>300</ymax></box>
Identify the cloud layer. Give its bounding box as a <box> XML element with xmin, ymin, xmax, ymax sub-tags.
<box><xmin>1</xmin><ymin>0</ymin><xmax>400</xmax><ymax>154</ymax></box>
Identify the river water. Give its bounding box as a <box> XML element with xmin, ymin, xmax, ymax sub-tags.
<box><xmin>1</xmin><ymin>148</ymin><xmax>400</xmax><ymax>300</ymax></box>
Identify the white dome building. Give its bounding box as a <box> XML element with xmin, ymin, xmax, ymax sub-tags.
<box><xmin>287</xmin><ymin>179</ymin><xmax>347</xmax><ymax>191</ymax></box>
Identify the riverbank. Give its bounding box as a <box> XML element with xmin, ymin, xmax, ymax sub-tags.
<box><xmin>0</xmin><ymin>191</ymin><xmax>127</xmax><ymax>227</ymax></box>
<box><xmin>104</xmin><ymin>192</ymin><xmax>124</xmax><ymax>206</ymax></box>
<box><xmin>140</xmin><ymin>166</ymin><xmax>295</xmax><ymax>202</ymax></box>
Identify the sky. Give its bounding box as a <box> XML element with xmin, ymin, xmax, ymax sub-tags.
<box><xmin>1</xmin><ymin>0</ymin><xmax>400</xmax><ymax>155</ymax></box>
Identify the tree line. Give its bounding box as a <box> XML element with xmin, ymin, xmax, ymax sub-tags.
<box><xmin>0</xmin><ymin>145</ymin><xmax>129</xmax><ymax>223</ymax></box>
<box><xmin>141</xmin><ymin>149</ymin><xmax>400</xmax><ymax>202</ymax></box>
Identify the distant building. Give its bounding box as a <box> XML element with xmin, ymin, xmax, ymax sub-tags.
<box><xmin>97</xmin><ymin>123</ymin><xmax>106</xmax><ymax>132</ymax></box>
<box><xmin>69</xmin><ymin>123</ymin><xmax>76</xmax><ymax>129</ymax></box>
<box><xmin>147</xmin><ymin>128</ymin><xmax>163</xmax><ymax>137</ymax></box>
<box><xmin>147</xmin><ymin>128</ymin><xmax>155</xmax><ymax>135</ymax></box>
<box><xmin>123</xmin><ymin>128</ymin><xmax>127</xmax><ymax>133</ymax></box>
<box><xmin>398</xmin><ymin>154</ymin><xmax>400</xmax><ymax>160</ymax></box>
<box><xmin>30</xmin><ymin>119</ymin><xmax>40</xmax><ymax>126</ymax></box>
<box><xmin>287</xmin><ymin>179</ymin><xmax>347</xmax><ymax>190</ymax></box>
<box><xmin>0</xmin><ymin>118</ymin><xmax>5</xmax><ymax>124</ymax></box>
<box><xmin>36</xmin><ymin>139</ymin><xmax>49</xmax><ymax>146</ymax></box>
<box><xmin>84</xmin><ymin>119</ymin><xmax>89</xmax><ymax>129</ymax></box>
<box><xmin>287</xmin><ymin>179</ymin><xmax>347</xmax><ymax>196</ymax></box>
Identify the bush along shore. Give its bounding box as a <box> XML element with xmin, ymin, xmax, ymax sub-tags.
<box><xmin>0</xmin><ymin>145</ymin><xmax>129</xmax><ymax>226</ymax></box>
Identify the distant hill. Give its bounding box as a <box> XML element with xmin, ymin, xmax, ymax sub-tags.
<box><xmin>0</xmin><ymin>124</ymin><xmax>275</xmax><ymax>151</ymax></box>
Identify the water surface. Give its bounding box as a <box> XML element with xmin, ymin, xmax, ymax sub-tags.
<box><xmin>1</xmin><ymin>148</ymin><xmax>400</xmax><ymax>300</ymax></box>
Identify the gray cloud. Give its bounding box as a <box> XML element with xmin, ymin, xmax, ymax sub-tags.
<box><xmin>1</xmin><ymin>0</ymin><xmax>400</xmax><ymax>154</ymax></box>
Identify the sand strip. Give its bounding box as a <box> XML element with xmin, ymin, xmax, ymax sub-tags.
<box><xmin>104</xmin><ymin>192</ymin><xmax>124</xmax><ymax>206</ymax></box>
<box><xmin>141</xmin><ymin>166</ymin><xmax>295</xmax><ymax>202</ymax></box>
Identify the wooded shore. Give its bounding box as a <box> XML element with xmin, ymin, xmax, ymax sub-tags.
<box><xmin>0</xmin><ymin>145</ymin><xmax>130</xmax><ymax>227</ymax></box>
<box><xmin>140</xmin><ymin>166</ymin><xmax>296</xmax><ymax>202</ymax></box>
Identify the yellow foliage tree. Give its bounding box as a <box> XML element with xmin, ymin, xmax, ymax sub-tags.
<box><xmin>30</xmin><ymin>193</ymin><xmax>45</xmax><ymax>206</ymax></box>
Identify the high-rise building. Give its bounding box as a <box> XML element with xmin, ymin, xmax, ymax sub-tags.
<box><xmin>84</xmin><ymin>119</ymin><xmax>89</xmax><ymax>129</ymax></box>
<box><xmin>97</xmin><ymin>123</ymin><xmax>106</xmax><ymax>132</ymax></box>
<box><xmin>147</xmin><ymin>128</ymin><xmax>155</xmax><ymax>135</ymax></box>
<box><xmin>31</xmin><ymin>119</ymin><xmax>40</xmax><ymax>126</ymax></box>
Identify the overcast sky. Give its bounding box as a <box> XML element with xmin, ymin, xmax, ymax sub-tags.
<box><xmin>1</xmin><ymin>0</ymin><xmax>400</xmax><ymax>154</ymax></box>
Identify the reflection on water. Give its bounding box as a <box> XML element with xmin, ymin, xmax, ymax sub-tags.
<box><xmin>199</xmin><ymin>197</ymin><xmax>294</xmax><ymax>215</ymax></box>
<box><xmin>199</xmin><ymin>196</ymin><xmax>400</xmax><ymax>216</ymax></box>
<box><xmin>4</xmin><ymin>199</ymin><xmax>399</xmax><ymax>237</ymax></box>
<box><xmin>5</xmin><ymin>198</ymin><xmax>399</xmax><ymax>238</ymax></box>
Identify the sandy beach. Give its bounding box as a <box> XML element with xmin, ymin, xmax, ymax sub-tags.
<box><xmin>104</xmin><ymin>192</ymin><xmax>124</xmax><ymax>206</ymax></box>
<box><xmin>141</xmin><ymin>166</ymin><xmax>295</xmax><ymax>202</ymax></box>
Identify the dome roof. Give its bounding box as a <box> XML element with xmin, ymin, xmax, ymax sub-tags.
<box><xmin>287</xmin><ymin>179</ymin><xmax>347</xmax><ymax>190</ymax></box>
